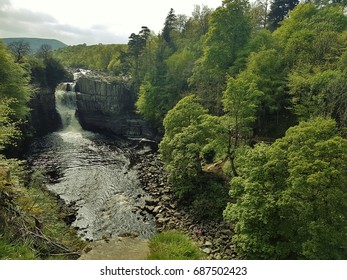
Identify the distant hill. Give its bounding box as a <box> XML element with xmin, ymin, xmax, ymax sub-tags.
<box><xmin>2</xmin><ymin>38</ymin><xmax>67</xmax><ymax>52</ymax></box>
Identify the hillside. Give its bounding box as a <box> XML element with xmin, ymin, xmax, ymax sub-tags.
<box><xmin>2</xmin><ymin>37</ymin><xmax>67</xmax><ymax>52</ymax></box>
<box><xmin>53</xmin><ymin>44</ymin><xmax>127</xmax><ymax>72</ymax></box>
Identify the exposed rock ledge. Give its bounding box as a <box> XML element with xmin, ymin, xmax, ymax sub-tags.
<box><xmin>74</xmin><ymin>75</ymin><xmax>157</xmax><ymax>140</ymax></box>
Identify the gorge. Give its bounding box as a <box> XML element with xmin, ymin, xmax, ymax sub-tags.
<box><xmin>27</xmin><ymin>82</ymin><xmax>157</xmax><ymax>243</ymax></box>
<box><xmin>25</xmin><ymin>73</ymin><xmax>237</xmax><ymax>260</ymax></box>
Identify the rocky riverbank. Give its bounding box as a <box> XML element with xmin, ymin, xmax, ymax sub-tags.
<box><xmin>132</xmin><ymin>148</ymin><xmax>239</xmax><ymax>260</ymax></box>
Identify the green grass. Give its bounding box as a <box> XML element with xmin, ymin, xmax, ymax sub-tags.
<box><xmin>148</xmin><ymin>230</ymin><xmax>202</xmax><ymax>260</ymax></box>
<box><xmin>0</xmin><ymin>235</ymin><xmax>36</xmax><ymax>260</ymax></box>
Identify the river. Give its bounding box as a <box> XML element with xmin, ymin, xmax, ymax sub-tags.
<box><xmin>26</xmin><ymin>88</ymin><xmax>156</xmax><ymax>241</ymax></box>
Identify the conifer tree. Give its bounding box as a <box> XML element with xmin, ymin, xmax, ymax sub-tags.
<box><xmin>267</xmin><ymin>0</ymin><xmax>299</xmax><ymax>30</ymax></box>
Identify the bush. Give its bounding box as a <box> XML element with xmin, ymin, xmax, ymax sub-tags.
<box><xmin>191</xmin><ymin>179</ymin><xmax>229</xmax><ymax>221</ymax></box>
<box><xmin>148</xmin><ymin>231</ymin><xmax>202</xmax><ymax>260</ymax></box>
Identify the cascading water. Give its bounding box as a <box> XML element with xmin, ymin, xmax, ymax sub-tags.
<box><xmin>27</xmin><ymin>86</ymin><xmax>155</xmax><ymax>241</ymax></box>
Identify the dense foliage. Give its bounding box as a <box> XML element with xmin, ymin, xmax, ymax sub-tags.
<box><xmin>52</xmin><ymin>44</ymin><xmax>126</xmax><ymax>72</ymax></box>
<box><xmin>159</xmin><ymin>95</ymin><xmax>229</xmax><ymax>219</ymax></box>
<box><xmin>0</xmin><ymin>41</ymin><xmax>32</xmax><ymax>121</ymax></box>
<box><xmin>129</xmin><ymin>1</ymin><xmax>347</xmax><ymax>259</ymax></box>
<box><xmin>1</xmin><ymin>40</ymin><xmax>83</xmax><ymax>259</ymax></box>
<box><xmin>224</xmin><ymin>118</ymin><xmax>347</xmax><ymax>259</ymax></box>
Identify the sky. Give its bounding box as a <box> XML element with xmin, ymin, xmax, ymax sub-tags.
<box><xmin>0</xmin><ymin>0</ymin><xmax>223</xmax><ymax>45</ymax></box>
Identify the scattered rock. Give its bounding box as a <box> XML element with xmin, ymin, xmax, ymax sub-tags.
<box><xmin>134</xmin><ymin>150</ymin><xmax>238</xmax><ymax>260</ymax></box>
<box><xmin>202</xmin><ymin>248</ymin><xmax>212</xmax><ymax>254</ymax></box>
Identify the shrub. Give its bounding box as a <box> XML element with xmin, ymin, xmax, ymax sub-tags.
<box><xmin>148</xmin><ymin>231</ymin><xmax>202</xmax><ymax>260</ymax></box>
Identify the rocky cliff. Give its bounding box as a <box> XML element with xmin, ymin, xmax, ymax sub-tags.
<box><xmin>29</xmin><ymin>87</ymin><xmax>61</xmax><ymax>136</ymax></box>
<box><xmin>75</xmin><ymin>75</ymin><xmax>155</xmax><ymax>139</ymax></box>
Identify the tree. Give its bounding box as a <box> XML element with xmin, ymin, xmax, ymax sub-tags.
<box><xmin>159</xmin><ymin>95</ymin><xmax>223</xmax><ymax>199</ymax></box>
<box><xmin>222</xmin><ymin>74</ymin><xmax>263</xmax><ymax>176</ymax></box>
<box><xmin>250</xmin><ymin>0</ymin><xmax>270</xmax><ymax>29</ymax></box>
<box><xmin>7</xmin><ymin>40</ymin><xmax>32</xmax><ymax>63</ymax></box>
<box><xmin>189</xmin><ymin>0</ymin><xmax>253</xmax><ymax>114</ymax></box>
<box><xmin>135</xmin><ymin>79</ymin><xmax>162</xmax><ymax>128</ymax></box>
<box><xmin>233</xmin><ymin>48</ymin><xmax>290</xmax><ymax>137</ymax></box>
<box><xmin>267</xmin><ymin>0</ymin><xmax>300</xmax><ymax>30</ymax></box>
<box><xmin>289</xmin><ymin>69</ymin><xmax>347</xmax><ymax>127</ymax></box>
<box><xmin>0</xmin><ymin>99</ymin><xmax>21</xmax><ymax>151</ymax></box>
<box><xmin>162</xmin><ymin>8</ymin><xmax>177</xmax><ymax>46</ymax></box>
<box><xmin>274</xmin><ymin>3</ymin><xmax>347</xmax><ymax>42</ymax></box>
<box><xmin>184</xmin><ymin>5</ymin><xmax>213</xmax><ymax>41</ymax></box>
<box><xmin>44</xmin><ymin>57</ymin><xmax>70</xmax><ymax>91</ymax></box>
<box><xmin>122</xmin><ymin>26</ymin><xmax>151</xmax><ymax>89</ymax></box>
<box><xmin>0</xmin><ymin>41</ymin><xmax>31</xmax><ymax>120</ymax></box>
<box><xmin>224</xmin><ymin>117</ymin><xmax>347</xmax><ymax>259</ymax></box>
<box><xmin>36</xmin><ymin>44</ymin><xmax>52</xmax><ymax>60</ymax></box>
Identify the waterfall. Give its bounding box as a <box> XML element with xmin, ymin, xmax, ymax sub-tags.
<box><xmin>55</xmin><ymin>89</ymin><xmax>81</xmax><ymax>132</ymax></box>
<box><xmin>26</xmin><ymin>84</ymin><xmax>156</xmax><ymax>241</ymax></box>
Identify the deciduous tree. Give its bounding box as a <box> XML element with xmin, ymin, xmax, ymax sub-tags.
<box><xmin>7</xmin><ymin>40</ymin><xmax>31</xmax><ymax>63</ymax></box>
<box><xmin>0</xmin><ymin>41</ymin><xmax>31</xmax><ymax>120</ymax></box>
<box><xmin>189</xmin><ymin>0</ymin><xmax>252</xmax><ymax>114</ymax></box>
<box><xmin>159</xmin><ymin>95</ymin><xmax>224</xmax><ymax>199</ymax></box>
<box><xmin>224</xmin><ymin>117</ymin><xmax>347</xmax><ymax>259</ymax></box>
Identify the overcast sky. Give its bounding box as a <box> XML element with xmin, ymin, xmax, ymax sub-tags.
<box><xmin>0</xmin><ymin>0</ymin><xmax>222</xmax><ymax>45</ymax></box>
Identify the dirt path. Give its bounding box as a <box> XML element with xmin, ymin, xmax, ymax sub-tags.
<box><xmin>79</xmin><ymin>237</ymin><xmax>150</xmax><ymax>260</ymax></box>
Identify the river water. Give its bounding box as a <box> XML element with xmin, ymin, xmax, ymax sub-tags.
<box><xmin>26</xmin><ymin>89</ymin><xmax>156</xmax><ymax>241</ymax></box>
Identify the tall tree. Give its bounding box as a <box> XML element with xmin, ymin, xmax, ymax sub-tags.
<box><xmin>7</xmin><ymin>40</ymin><xmax>32</xmax><ymax>63</ymax></box>
<box><xmin>124</xmin><ymin>26</ymin><xmax>151</xmax><ymax>89</ymax></box>
<box><xmin>189</xmin><ymin>0</ymin><xmax>252</xmax><ymax>114</ymax></box>
<box><xmin>0</xmin><ymin>99</ymin><xmax>21</xmax><ymax>151</ymax></box>
<box><xmin>162</xmin><ymin>8</ymin><xmax>177</xmax><ymax>47</ymax></box>
<box><xmin>289</xmin><ymin>69</ymin><xmax>347</xmax><ymax>127</ymax></box>
<box><xmin>159</xmin><ymin>95</ymin><xmax>223</xmax><ymax>199</ymax></box>
<box><xmin>250</xmin><ymin>0</ymin><xmax>270</xmax><ymax>29</ymax></box>
<box><xmin>267</xmin><ymin>0</ymin><xmax>299</xmax><ymax>30</ymax></box>
<box><xmin>36</xmin><ymin>44</ymin><xmax>52</xmax><ymax>60</ymax></box>
<box><xmin>222</xmin><ymin>74</ymin><xmax>263</xmax><ymax>176</ymax></box>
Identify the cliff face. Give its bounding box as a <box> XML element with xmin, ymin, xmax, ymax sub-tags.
<box><xmin>75</xmin><ymin>76</ymin><xmax>155</xmax><ymax>139</ymax></box>
<box><xmin>29</xmin><ymin>87</ymin><xmax>61</xmax><ymax>136</ymax></box>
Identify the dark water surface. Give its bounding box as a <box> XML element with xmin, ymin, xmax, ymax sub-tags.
<box><xmin>26</xmin><ymin>90</ymin><xmax>155</xmax><ymax>241</ymax></box>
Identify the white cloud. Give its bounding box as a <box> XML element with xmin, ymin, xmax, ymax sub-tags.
<box><xmin>1</xmin><ymin>0</ymin><xmax>222</xmax><ymax>45</ymax></box>
<box><xmin>0</xmin><ymin>0</ymin><xmax>128</xmax><ymax>44</ymax></box>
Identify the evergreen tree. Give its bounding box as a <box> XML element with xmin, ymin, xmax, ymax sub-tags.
<box><xmin>267</xmin><ymin>0</ymin><xmax>299</xmax><ymax>30</ymax></box>
<box><xmin>162</xmin><ymin>8</ymin><xmax>177</xmax><ymax>47</ymax></box>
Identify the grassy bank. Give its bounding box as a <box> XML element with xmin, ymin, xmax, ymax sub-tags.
<box><xmin>0</xmin><ymin>158</ymin><xmax>85</xmax><ymax>259</ymax></box>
